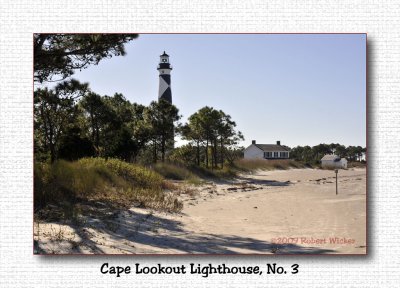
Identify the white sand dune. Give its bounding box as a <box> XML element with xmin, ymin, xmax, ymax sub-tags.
<box><xmin>34</xmin><ymin>168</ymin><xmax>366</xmax><ymax>254</ymax></box>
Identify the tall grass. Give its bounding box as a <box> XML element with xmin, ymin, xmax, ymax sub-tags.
<box><xmin>34</xmin><ymin>157</ymin><xmax>315</xmax><ymax>219</ymax></box>
<box><xmin>153</xmin><ymin>162</ymin><xmax>200</xmax><ymax>183</ymax></box>
<box><xmin>153</xmin><ymin>162</ymin><xmax>240</xmax><ymax>182</ymax></box>
<box><xmin>152</xmin><ymin>159</ymin><xmax>307</xmax><ymax>182</ymax></box>
<box><xmin>34</xmin><ymin>158</ymin><xmax>182</xmax><ymax>214</ymax></box>
<box><xmin>232</xmin><ymin>159</ymin><xmax>306</xmax><ymax>172</ymax></box>
<box><xmin>78</xmin><ymin>158</ymin><xmax>164</xmax><ymax>190</ymax></box>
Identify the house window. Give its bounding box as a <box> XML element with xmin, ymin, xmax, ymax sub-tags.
<box><xmin>264</xmin><ymin>152</ymin><xmax>272</xmax><ymax>158</ymax></box>
<box><xmin>274</xmin><ymin>152</ymin><xmax>279</xmax><ymax>158</ymax></box>
<box><xmin>280</xmin><ymin>152</ymin><xmax>288</xmax><ymax>158</ymax></box>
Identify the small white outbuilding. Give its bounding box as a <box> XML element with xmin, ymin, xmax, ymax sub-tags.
<box><xmin>321</xmin><ymin>154</ymin><xmax>347</xmax><ymax>169</ymax></box>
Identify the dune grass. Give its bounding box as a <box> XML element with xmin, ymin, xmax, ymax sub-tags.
<box><xmin>34</xmin><ymin>157</ymin><xmax>317</xmax><ymax>222</ymax></box>
<box><xmin>34</xmin><ymin>158</ymin><xmax>183</xmax><ymax>217</ymax></box>
<box><xmin>155</xmin><ymin>162</ymin><xmax>240</xmax><ymax>181</ymax></box>
<box><xmin>153</xmin><ymin>162</ymin><xmax>202</xmax><ymax>184</ymax></box>
<box><xmin>232</xmin><ymin>159</ymin><xmax>306</xmax><ymax>172</ymax></box>
<box><xmin>152</xmin><ymin>159</ymin><xmax>308</xmax><ymax>183</ymax></box>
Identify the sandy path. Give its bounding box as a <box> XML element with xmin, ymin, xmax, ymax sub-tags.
<box><xmin>179</xmin><ymin>169</ymin><xmax>366</xmax><ymax>254</ymax></box>
<box><xmin>34</xmin><ymin>168</ymin><xmax>366</xmax><ymax>254</ymax></box>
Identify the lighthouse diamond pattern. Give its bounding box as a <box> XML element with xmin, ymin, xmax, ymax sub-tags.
<box><xmin>159</xmin><ymin>75</ymin><xmax>170</xmax><ymax>97</ymax></box>
<box><xmin>157</xmin><ymin>51</ymin><xmax>172</xmax><ymax>103</ymax></box>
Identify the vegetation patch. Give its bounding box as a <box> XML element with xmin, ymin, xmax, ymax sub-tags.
<box><xmin>232</xmin><ymin>159</ymin><xmax>308</xmax><ymax>172</ymax></box>
<box><xmin>347</xmin><ymin>161</ymin><xmax>367</xmax><ymax>168</ymax></box>
<box><xmin>34</xmin><ymin>158</ymin><xmax>183</xmax><ymax>222</ymax></box>
<box><xmin>153</xmin><ymin>162</ymin><xmax>200</xmax><ymax>182</ymax></box>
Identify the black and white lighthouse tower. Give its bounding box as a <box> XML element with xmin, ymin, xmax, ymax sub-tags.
<box><xmin>157</xmin><ymin>51</ymin><xmax>172</xmax><ymax>103</ymax></box>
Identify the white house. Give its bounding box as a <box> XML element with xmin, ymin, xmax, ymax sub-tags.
<box><xmin>321</xmin><ymin>154</ymin><xmax>348</xmax><ymax>169</ymax></box>
<box><xmin>244</xmin><ymin>140</ymin><xmax>290</xmax><ymax>160</ymax></box>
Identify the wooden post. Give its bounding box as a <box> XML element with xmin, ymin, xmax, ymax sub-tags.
<box><xmin>335</xmin><ymin>169</ymin><xmax>338</xmax><ymax>195</ymax></box>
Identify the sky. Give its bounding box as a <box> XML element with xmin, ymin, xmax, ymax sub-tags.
<box><xmin>42</xmin><ymin>34</ymin><xmax>366</xmax><ymax>148</ymax></box>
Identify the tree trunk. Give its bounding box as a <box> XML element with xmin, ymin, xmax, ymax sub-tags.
<box><xmin>89</xmin><ymin>107</ymin><xmax>95</xmax><ymax>143</ymax></box>
<box><xmin>196</xmin><ymin>140</ymin><xmax>200</xmax><ymax>166</ymax></box>
<box><xmin>205</xmin><ymin>139</ymin><xmax>209</xmax><ymax>168</ymax></box>
<box><xmin>50</xmin><ymin>144</ymin><xmax>56</xmax><ymax>163</ymax></box>
<box><xmin>153</xmin><ymin>139</ymin><xmax>157</xmax><ymax>163</ymax></box>
<box><xmin>220</xmin><ymin>137</ymin><xmax>224</xmax><ymax>169</ymax></box>
<box><xmin>94</xmin><ymin>121</ymin><xmax>100</xmax><ymax>156</ymax></box>
<box><xmin>48</xmin><ymin>121</ymin><xmax>56</xmax><ymax>163</ymax></box>
<box><xmin>161</xmin><ymin>135</ymin><xmax>165</xmax><ymax>162</ymax></box>
<box><xmin>211</xmin><ymin>144</ymin><xmax>214</xmax><ymax>171</ymax></box>
<box><xmin>213</xmin><ymin>138</ymin><xmax>218</xmax><ymax>169</ymax></box>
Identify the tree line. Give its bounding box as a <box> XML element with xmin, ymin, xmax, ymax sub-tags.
<box><xmin>289</xmin><ymin>143</ymin><xmax>366</xmax><ymax>163</ymax></box>
<box><xmin>34</xmin><ymin>79</ymin><xmax>243</xmax><ymax>166</ymax></box>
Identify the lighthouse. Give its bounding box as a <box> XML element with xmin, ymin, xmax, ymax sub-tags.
<box><xmin>157</xmin><ymin>51</ymin><xmax>173</xmax><ymax>103</ymax></box>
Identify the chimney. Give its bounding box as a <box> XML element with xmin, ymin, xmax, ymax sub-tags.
<box><xmin>252</xmin><ymin>140</ymin><xmax>256</xmax><ymax>145</ymax></box>
<box><xmin>276</xmin><ymin>140</ymin><xmax>281</xmax><ymax>146</ymax></box>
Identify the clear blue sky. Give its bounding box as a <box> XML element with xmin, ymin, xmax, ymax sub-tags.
<box><xmin>47</xmin><ymin>34</ymin><xmax>367</xmax><ymax>148</ymax></box>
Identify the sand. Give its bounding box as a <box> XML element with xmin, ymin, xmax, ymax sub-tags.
<box><xmin>34</xmin><ymin>168</ymin><xmax>366</xmax><ymax>254</ymax></box>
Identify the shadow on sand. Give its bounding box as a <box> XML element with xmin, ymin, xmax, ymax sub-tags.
<box><xmin>86</xmin><ymin>210</ymin><xmax>336</xmax><ymax>255</ymax></box>
<box><xmin>237</xmin><ymin>175</ymin><xmax>292</xmax><ymax>187</ymax></box>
